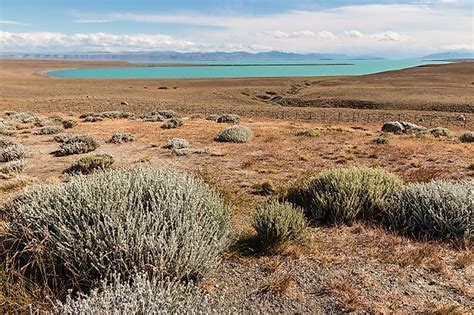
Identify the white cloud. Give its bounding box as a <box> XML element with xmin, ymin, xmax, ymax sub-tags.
<box><xmin>257</xmin><ymin>30</ymin><xmax>336</xmax><ymax>40</ymax></box>
<box><xmin>0</xmin><ymin>31</ymin><xmax>198</xmax><ymax>52</ymax></box>
<box><xmin>344</xmin><ymin>30</ymin><xmax>364</xmax><ymax>38</ymax></box>
<box><xmin>0</xmin><ymin>20</ymin><xmax>29</xmax><ymax>26</ymax></box>
<box><xmin>73</xmin><ymin>19</ymin><xmax>112</xmax><ymax>24</ymax></box>
<box><xmin>370</xmin><ymin>31</ymin><xmax>402</xmax><ymax>41</ymax></box>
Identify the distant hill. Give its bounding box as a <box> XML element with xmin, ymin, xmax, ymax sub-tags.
<box><xmin>0</xmin><ymin>50</ymin><xmax>383</xmax><ymax>62</ymax></box>
<box><xmin>421</xmin><ymin>51</ymin><xmax>474</xmax><ymax>60</ymax></box>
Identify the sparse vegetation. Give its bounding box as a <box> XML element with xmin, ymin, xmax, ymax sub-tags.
<box><xmin>34</xmin><ymin>125</ymin><xmax>63</xmax><ymax>135</ymax></box>
<box><xmin>142</xmin><ymin>113</ymin><xmax>165</xmax><ymax>122</ymax></box>
<box><xmin>109</xmin><ymin>131</ymin><xmax>134</xmax><ymax>144</ymax></box>
<box><xmin>372</xmin><ymin>136</ymin><xmax>389</xmax><ymax>145</ymax></box>
<box><xmin>217</xmin><ymin>114</ymin><xmax>240</xmax><ymax>124</ymax></box>
<box><xmin>388</xmin><ymin>180</ymin><xmax>473</xmax><ymax>241</ymax></box>
<box><xmin>0</xmin><ymin>159</ymin><xmax>25</xmax><ymax>175</ymax></box>
<box><xmin>215</xmin><ymin>125</ymin><xmax>253</xmax><ymax>143</ymax></box>
<box><xmin>429</xmin><ymin>127</ymin><xmax>451</xmax><ymax>138</ymax></box>
<box><xmin>62</xmin><ymin>119</ymin><xmax>77</xmax><ymax>129</ymax></box>
<box><xmin>83</xmin><ymin>115</ymin><xmax>104</xmax><ymax>122</ymax></box>
<box><xmin>55</xmin><ymin>134</ymin><xmax>99</xmax><ymax>156</ymax></box>
<box><xmin>295</xmin><ymin>128</ymin><xmax>320</xmax><ymax>137</ymax></box>
<box><xmin>100</xmin><ymin>111</ymin><xmax>134</xmax><ymax>119</ymax></box>
<box><xmin>459</xmin><ymin>132</ymin><xmax>474</xmax><ymax>143</ymax></box>
<box><xmin>163</xmin><ymin>138</ymin><xmax>189</xmax><ymax>150</ymax></box>
<box><xmin>0</xmin><ymin>139</ymin><xmax>27</xmax><ymax>162</ymax></box>
<box><xmin>158</xmin><ymin>110</ymin><xmax>180</xmax><ymax>119</ymax></box>
<box><xmin>206</xmin><ymin>114</ymin><xmax>220</xmax><ymax>121</ymax></box>
<box><xmin>252</xmin><ymin>200</ymin><xmax>307</xmax><ymax>248</ymax></box>
<box><xmin>161</xmin><ymin>117</ymin><xmax>183</xmax><ymax>129</ymax></box>
<box><xmin>66</xmin><ymin>153</ymin><xmax>114</xmax><ymax>174</ymax></box>
<box><xmin>285</xmin><ymin>167</ymin><xmax>403</xmax><ymax>225</ymax></box>
<box><xmin>2</xmin><ymin>167</ymin><xmax>230</xmax><ymax>294</ymax></box>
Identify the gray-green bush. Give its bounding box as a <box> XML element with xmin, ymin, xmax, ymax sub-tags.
<box><xmin>215</xmin><ymin>125</ymin><xmax>253</xmax><ymax>143</ymax></box>
<box><xmin>285</xmin><ymin>167</ymin><xmax>403</xmax><ymax>225</ymax></box>
<box><xmin>429</xmin><ymin>127</ymin><xmax>450</xmax><ymax>138</ymax></box>
<box><xmin>54</xmin><ymin>273</ymin><xmax>226</xmax><ymax>314</ymax></box>
<box><xmin>62</xmin><ymin>119</ymin><xmax>78</xmax><ymax>129</ymax></box>
<box><xmin>459</xmin><ymin>132</ymin><xmax>474</xmax><ymax>143</ymax></box>
<box><xmin>55</xmin><ymin>134</ymin><xmax>99</xmax><ymax>156</ymax></box>
<box><xmin>164</xmin><ymin>138</ymin><xmax>189</xmax><ymax>150</ymax></box>
<box><xmin>295</xmin><ymin>129</ymin><xmax>320</xmax><ymax>137</ymax></box>
<box><xmin>100</xmin><ymin>111</ymin><xmax>134</xmax><ymax>119</ymax></box>
<box><xmin>34</xmin><ymin>125</ymin><xmax>63</xmax><ymax>135</ymax></box>
<box><xmin>158</xmin><ymin>110</ymin><xmax>180</xmax><ymax>119</ymax></box>
<box><xmin>2</xmin><ymin>167</ymin><xmax>230</xmax><ymax>294</ymax></box>
<box><xmin>109</xmin><ymin>131</ymin><xmax>134</xmax><ymax>144</ymax></box>
<box><xmin>0</xmin><ymin>139</ymin><xmax>27</xmax><ymax>162</ymax></box>
<box><xmin>142</xmin><ymin>114</ymin><xmax>165</xmax><ymax>122</ymax></box>
<box><xmin>0</xmin><ymin>159</ymin><xmax>25</xmax><ymax>175</ymax></box>
<box><xmin>252</xmin><ymin>200</ymin><xmax>307</xmax><ymax>248</ymax></box>
<box><xmin>161</xmin><ymin>117</ymin><xmax>183</xmax><ymax>129</ymax></box>
<box><xmin>83</xmin><ymin>115</ymin><xmax>104</xmax><ymax>122</ymax></box>
<box><xmin>217</xmin><ymin>114</ymin><xmax>240</xmax><ymax>124</ymax></box>
<box><xmin>388</xmin><ymin>180</ymin><xmax>473</xmax><ymax>241</ymax></box>
<box><xmin>66</xmin><ymin>153</ymin><xmax>114</xmax><ymax>174</ymax></box>
<box><xmin>206</xmin><ymin>114</ymin><xmax>220</xmax><ymax>121</ymax></box>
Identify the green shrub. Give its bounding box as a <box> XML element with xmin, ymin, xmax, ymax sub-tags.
<box><xmin>217</xmin><ymin>114</ymin><xmax>240</xmax><ymax>124</ymax></box>
<box><xmin>295</xmin><ymin>129</ymin><xmax>320</xmax><ymax>137</ymax></box>
<box><xmin>459</xmin><ymin>132</ymin><xmax>474</xmax><ymax>143</ymax></box>
<box><xmin>34</xmin><ymin>125</ymin><xmax>63</xmax><ymax>135</ymax></box>
<box><xmin>109</xmin><ymin>131</ymin><xmax>134</xmax><ymax>144</ymax></box>
<box><xmin>161</xmin><ymin>117</ymin><xmax>183</xmax><ymax>129</ymax></box>
<box><xmin>252</xmin><ymin>200</ymin><xmax>307</xmax><ymax>248</ymax></box>
<box><xmin>66</xmin><ymin>153</ymin><xmax>114</xmax><ymax>174</ymax></box>
<box><xmin>164</xmin><ymin>138</ymin><xmax>189</xmax><ymax>150</ymax></box>
<box><xmin>54</xmin><ymin>273</ymin><xmax>225</xmax><ymax>314</ymax></box>
<box><xmin>2</xmin><ymin>167</ymin><xmax>230</xmax><ymax>294</ymax></box>
<box><xmin>62</xmin><ymin>119</ymin><xmax>78</xmax><ymax>129</ymax></box>
<box><xmin>429</xmin><ymin>127</ymin><xmax>450</xmax><ymax>138</ymax></box>
<box><xmin>0</xmin><ymin>139</ymin><xmax>26</xmax><ymax>162</ymax></box>
<box><xmin>285</xmin><ymin>167</ymin><xmax>402</xmax><ymax>225</ymax></box>
<box><xmin>55</xmin><ymin>134</ymin><xmax>99</xmax><ymax>156</ymax></box>
<box><xmin>215</xmin><ymin>125</ymin><xmax>253</xmax><ymax>143</ymax></box>
<box><xmin>388</xmin><ymin>180</ymin><xmax>473</xmax><ymax>241</ymax></box>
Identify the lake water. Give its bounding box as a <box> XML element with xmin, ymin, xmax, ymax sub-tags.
<box><xmin>47</xmin><ymin>60</ymin><xmax>446</xmax><ymax>79</ymax></box>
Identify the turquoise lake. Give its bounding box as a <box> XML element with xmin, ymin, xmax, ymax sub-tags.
<box><xmin>47</xmin><ymin>60</ymin><xmax>446</xmax><ymax>79</ymax></box>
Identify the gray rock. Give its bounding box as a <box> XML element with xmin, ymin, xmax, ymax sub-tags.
<box><xmin>381</xmin><ymin>121</ymin><xmax>405</xmax><ymax>133</ymax></box>
<box><xmin>400</xmin><ymin>121</ymin><xmax>427</xmax><ymax>133</ymax></box>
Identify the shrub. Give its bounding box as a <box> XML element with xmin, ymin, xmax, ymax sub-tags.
<box><xmin>83</xmin><ymin>115</ymin><xmax>104</xmax><ymax>122</ymax></box>
<box><xmin>0</xmin><ymin>139</ymin><xmax>27</xmax><ymax>162</ymax></box>
<box><xmin>372</xmin><ymin>136</ymin><xmax>389</xmax><ymax>145</ymax></box>
<box><xmin>79</xmin><ymin>112</ymin><xmax>95</xmax><ymax>119</ymax></box>
<box><xmin>161</xmin><ymin>117</ymin><xmax>183</xmax><ymax>129</ymax></box>
<box><xmin>158</xmin><ymin>110</ymin><xmax>180</xmax><ymax>119</ymax></box>
<box><xmin>54</xmin><ymin>273</ymin><xmax>225</xmax><ymax>314</ymax></box>
<box><xmin>142</xmin><ymin>114</ymin><xmax>165</xmax><ymax>122</ymax></box>
<box><xmin>62</xmin><ymin>119</ymin><xmax>77</xmax><ymax>129</ymax></box>
<box><xmin>172</xmin><ymin>148</ymin><xmax>189</xmax><ymax>156</ymax></box>
<box><xmin>109</xmin><ymin>131</ymin><xmax>134</xmax><ymax>144</ymax></box>
<box><xmin>388</xmin><ymin>180</ymin><xmax>473</xmax><ymax>241</ymax></box>
<box><xmin>2</xmin><ymin>167</ymin><xmax>230</xmax><ymax>293</ymax></box>
<box><xmin>7</xmin><ymin>113</ymin><xmax>36</xmax><ymax>123</ymax></box>
<box><xmin>215</xmin><ymin>125</ymin><xmax>253</xmax><ymax>143</ymax></box>
<box><xmin>295</xmin><ymin>129</ymin><xmax>320</xmax><ymax>137</ymax></box>
<box><xmin>206</xmin><ymin>114</ymin><xmax>220</xmax><ymax>121</ymax></box>
<box><xmin>163</xmin><ymin>138</ymin><xmax>189</xmax><ymax>150</ymax></box>
<box><xmin>285</xmin><ymin>167</ymin><xmax>403</xmax><ymax>225</ymax></box>
<box><xmin>252</xmin><ymin>200</ymin><xmax>307</xmax><ymax>248</ymax></box>
<box><xmin>34</xmin><ymin>125</ymin><xmax>63</xmax><ymax>135</ymax></box>
<box><xmin>429</xmin><ymin>127</ymin><xmax>450</xmax><ymax>138</ymax></box>
<box><xmin>66</xmin><ymin>153</ymin><xmax>114</xmax><ymax>174</ymax></box>
<box><xmin>55</xmin><ymin>134</ymin><xmax>99</xmax><ymax>156</ymax></box>
<box><xmin>0</xmin><ymin>159</ymin><xmax>25</xmax><ymax>175</ymax></box>
<box><xmin>100</xmin><ymin>111</ymin><xmax>134</xmax><ymax>119</ymax></box>
<box><xmin>217</xmin><ymin>114</ymin><xmax>240</xmax><ymax>124</ymax></box>
<box><xmin>459</xmin><ymin>132</ymin><xmax>474</xmax><ymax>143</ymax></box>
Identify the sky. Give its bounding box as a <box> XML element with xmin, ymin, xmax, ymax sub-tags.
<box><xmin>0</xmin><ymin>0</ymin><xmax>473</xmax><ymax>57</ymax></box>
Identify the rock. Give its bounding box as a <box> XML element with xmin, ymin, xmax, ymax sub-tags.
<box><xmin>400</xmin><ymin>121</ymin><xmax>427</xmax><ymax>133</ymax></box>
<box><xmin>121</xmin><ymin>101</ymin><xmax>129</xmax><ymax>106</ymax></box>
<box><xmin>381</xmin><ymin>121</ymin><xmax>405</xmax><ymax>133</ymax></box>
<box><xmin>457</xmin><ymin>114</ymin><xmax>466</xmax><ymax>122</ymax></box>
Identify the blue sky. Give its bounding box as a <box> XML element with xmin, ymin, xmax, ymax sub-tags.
<box><xmin>1</xmin><ymin>0</ymin><xmax>472</xmax><ymax>57</ymax></box>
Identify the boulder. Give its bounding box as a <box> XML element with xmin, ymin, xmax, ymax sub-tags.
<box><xmin>381</xmin><ymin>121</ymin><xmax>405</xmax><ymax>133</ymax></box>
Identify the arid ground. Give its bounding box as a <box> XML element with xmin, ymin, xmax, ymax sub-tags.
<box><xmin>0</xmin><ymin>60</ymin><xmax>473</xmax><ymax>313</ymax></box>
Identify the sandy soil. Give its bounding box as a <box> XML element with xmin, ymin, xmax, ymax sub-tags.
<box><xmin>0</xmin><ymin>60</ymin><xmax>473</xmax><ymax>313</ymax></box>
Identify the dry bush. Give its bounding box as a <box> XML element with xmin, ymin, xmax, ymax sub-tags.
<box><xmin>99</xmin><ymin>111</ymin><xmax>134</xmax><ymax>119</ymax></box>
<box><xmin>285</xmin><ymin>167</ymin><xmax>402</xmax><ymax>225</ymax></box>
<box><xmin>252</xmin><ymin>200</ymin><xmax>307</xmax><ymax>249</ymax></box>
<box><xmin>429</xmin><ymin>127</ymin><xmax>451</xmax><ymax>138</ymax></box>
<box><xmin>83</xmin><ymin>115</ymin><xmax>104</xmax><ymax>122</ymax></box>
<box><xmin>0</xmin><ymin>159</ymin><xmax>25</xmax><ymax>175</ymax></box>
<box><xmin>62</xmin><ymin>119</ymin><xmax>77</xmax><ymax>129</ymax></box>
<box><xmin>0</xmin><ymin>139</ymin><xmax>27</xmax><ymax>162</ymax></box>
<box><xmin>55</xmin><ymin>134</ymin><xmax>99</xmax><ymax>156</ymax></box>
<box><xmin>66</xmin><ymin>153</ymin><xmax>114</xmax><ymax>175</ymax></box>
<box><xmin>142</xmin><ymin>114</ymin><xmax>165</xmax><ymax>122</ymax></box>
<box><xmin>216</xmin><ymin>114</ymin><xmax>240</xmax><ymax>124</ymax></box>
<box><xmin>34</xmin><ymin>125</ymin><xmax>63</xmax><ymax>135</ymax></box>
<box><xmin>161</xmin><ymin>117</ymin><xmax>183</xmax><ymax>129</ymax></box>
<box><xmin>109</xmin><ymin>131</ymin><xmax>134</xmax><ymax>144</ymax></box>
<box><xmin>163</xmin><ymin>138</ymin><xmax>189</xmax><ymax>150</ymax></box>
<box><xmin>372</xmin><ymin>136</ymin><xmax>389</xmax><ymax>145</ymax></box>
<box><xmin>388</xmin><ymin>180</ymin><xmax>473</xmax><ymax>242</ymax></box>
<box><xmin>2</xmin><ymin>167</ymin><xmax>230</xmax><ymax>294</ymax></box>
<box><xmin>206</xmin><ymin>114</ymin><xmax>220</xmax><ymax>121</ymax></box>
<box><xmin>295</xmin><ymin>129</ymin><xmax>320</xmax><ymax>137</ymax></box>
<box><xmin>459</xmin><ymin>132</ymin><xmax>474</xmax><ymax>143</ymax></box>
<box><xmin>215</xmin><ymin>125</ymin><xmax>254</xmax><ymax>143</ymax></box>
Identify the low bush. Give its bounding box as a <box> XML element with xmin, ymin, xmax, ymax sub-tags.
<box><xmin>34</xmin><ymin>125</ymin><xmax>63</xmax><ymax>135</ymax></box>
<box><xmin>54</xmin><ymin>273</ymin><xmax>224</xmax><ymax>314</ymax></box>
<box><xmin>83</xmin><ymin>115</ymin><xmax>104</xmax><ymax>122</ymax></box>
<box><xmin>295</xmin><ymin>129</ymin><xmax>320</xmax><ymax>137</ymax></box>
<box><xmin>164</xmin><ymin>138</ymin><xmax>189</xmax><ymax>150</ymax></box>
<box><xmin>55</xmin><ymin>134</ymin><xmax>99</xmax><ymax>156</ymax></box>
<box><xmin>387</xmin><ymin>180</ymin><xmax>473</xmax><ymax>241</ymax></box>
<box><xmin>66</xmin><ymin>153</ymin><xmax>114</xmax><ymax>174</ymax></box>
<box><xmin>215</xmin><ymin>125</ymin><xmax>253</xmax><ymax>143</ymax></box>
<box><xmin>100</xmin><ymin>111</ymin><xmax>134</xmax><ymax>119</ymax></box>
<box><xmin>372</xmin><ymin>136</ymin><xmax>389</xmax><ymax>145</ymax></box>
<box><xmin>171</xmin><ymin>148</ymin><xmax>189</xmax><ymax>156</ymax></box>
<box><xmin>0</xmin><ymin>159</ymin><xmax>25</xmax><ymax>175</ymax></box>
<box><xmin>429</xmin><ymin>127</ymin><xmax>450</xmax><ymax>138</ymax></box>
<box><xmin>109</xmin><ymin>131</ymin><xmax>134</xmax><ymax>144</ymax></box>
<box><xmin>206</xmin><ymin>114</ymin><xmax>220</xmax><ymax>121</ymax></box>
<box><xmin>252</xmin><ymin>200</ymin><xmax>307</xmax><ymax>248</ymax></box>
<box><xmin>217</xmin><ymin>114</ymin><xmax>240</xmax><ymax>124</ymax></box>
<box><xmin>7</xmin><ymin>113</ymin><xmax>36</xmax><ymax>123</ymax></box>
<box><xmin>2</xmin><ymin>167</ymin><xmax>230</xmax><ymax>294</ymax></box>
<box><xmin>142</xmin><ymin>114</ymin><xmax>165</xmax><ymax>122</ymax></box>
<box><xmin>158</xmin><ymin>110</ymin><xmax>180</xmax><ymax>119</ymax></box>
<box><xmin>459</xmin><ymin>132</ymin><xmax>474</xmax><ymax>143</ymax></box>
<box><xmin>62</xmin><ymin>119</ymin><xmax>78</xmax><ymax>129</ymax></box>
<box><xmin>0</xmin><ymin>139</ymin><xmax>27</xmax><ymax>162</ymax></box>
<box><xmin>161</xmin><ymin>117</ymin><xmax>183</xmax><ymax>129</ymax></box>
<box><xmin>79</xmin><ymin>112</ymin><xmax>95</xmax><ymax>119</ymax></box>
<box><xmin>285</xmin><ymin>167</ymin><xmax>403</xmax><ymax>225</ymax></box>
